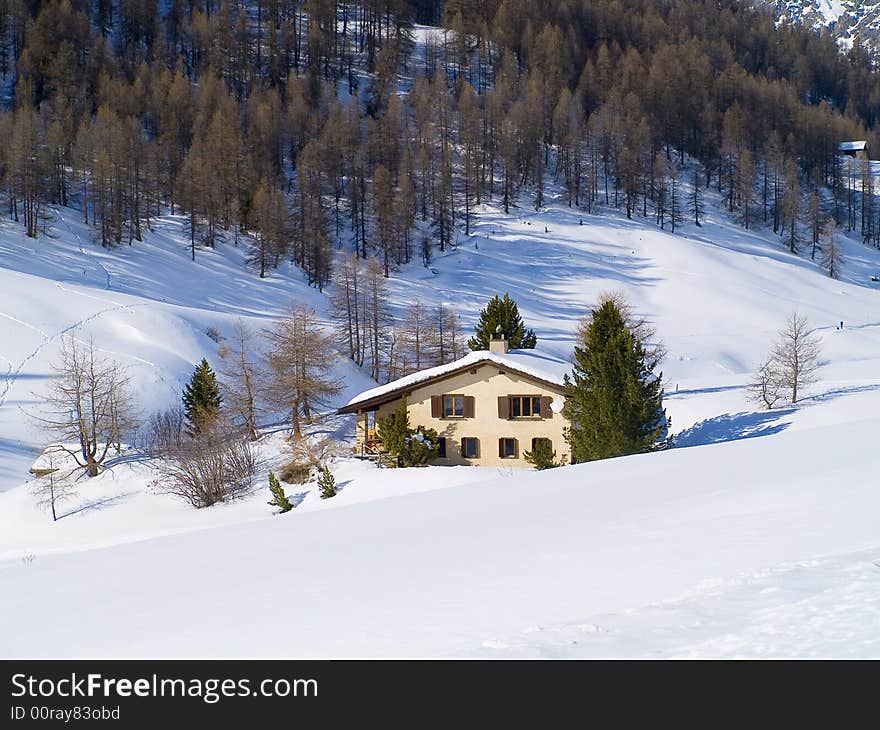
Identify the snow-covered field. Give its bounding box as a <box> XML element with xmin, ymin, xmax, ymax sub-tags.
<box><xmin>2</xmin><ymin>189</ymin><xmax>880</xmax><ymax>657</ymax></box>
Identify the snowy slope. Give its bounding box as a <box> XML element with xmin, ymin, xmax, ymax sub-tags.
<box><xmin>0</xmin><ymin>212</ymin><xmax>376</xmax><ymax>492</ymax></box>
<box><xmin>2</xmin><ymin>181</ymin><xmax>880</xmax><ymax>656</ymax></box>
<box><xmin>381</xmin><ymin>197</ymin><xmax>880</xmax><ymax>431</ymax></box>
<box><xmin>2</xmin><ymin>384</ymin><xmax>880</xmax><ymax>658</ymax></box>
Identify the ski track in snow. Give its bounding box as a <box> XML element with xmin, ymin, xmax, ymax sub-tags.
<box><xmin>56</xmin><ymin>209</ymin><xmax>113</xmax><ymax>291</ymax></box>
<box><xmin>0</xmin><ymin>215</ymin><xmax>165</xmax><ymax>407</ymax></box>
<box><xmin>0</xmin><ymin>300</ymin><xmax>154</xmax><ymax>408</ymax></box>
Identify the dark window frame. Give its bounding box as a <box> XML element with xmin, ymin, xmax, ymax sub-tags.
<box><xmin>531</xmin><ymin>437</ymin><xmax>552</xmax><ymax>452</ymax></box>
<box><xmin>461</xmin><ymin>437</ymin><xmax>479</xmax><ymax>459</ymax></box>
<box><xmin>500</xmin><ymin>438</ymin><xmax>518</xmax><ymax>459</ymax></box>
<box><xmin>510</xmin><ymin>395</ymin><xmax>542</xmax><ymax>418</ymax></box>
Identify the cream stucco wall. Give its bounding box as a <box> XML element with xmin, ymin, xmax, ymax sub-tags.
<box><xmin>354</xmin><ymin>362</ymin><xmax>569</xmax><ymax>467</ymax></box>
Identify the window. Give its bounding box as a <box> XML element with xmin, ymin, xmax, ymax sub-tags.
<box><xmin>531</xmin><ymin>437</ymin><xmax>552</xmax><ymax>452</ymax></box>
<box><xmin>438</xmin><ymin>438</ymin><xmax>447</xmax><ymax>458</ymax></box>
<box><xmin>499</xmin><ymin>438</ymin><xmax>518</xmax><ymax>459</ymax></box>
<box><xmin>461</xmin><ymin>437</ymin><xmax>479</xmax><ymax>459</ymax></box>
<box><xmin>510</xmin><ymin>395</ymin><xmax>542</xmax><ymax>418</ymax></box>
<box><xmin>443</xmin><ymin>394</ymin><xmax>464</xmax><ymax>417</ymax></box>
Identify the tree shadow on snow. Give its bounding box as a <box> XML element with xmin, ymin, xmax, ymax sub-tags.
<box><xmin>58</xmin><ymin>491</ymin><xmax>133</xmax><ymax>519</ymax></box>
<box><xmin>673</xmin><ymin>408</ymin><xmax>794</xmax><ymax>448</ymax></box>
<box><xmin>805</xmin><ymin>383</ymin><xmax>880</xmax><ymax>403</ymax></box>
<box><xmin>665</xmin><ymin>384</ymin><xmax>745</xmax><ymax>398</ymax></box>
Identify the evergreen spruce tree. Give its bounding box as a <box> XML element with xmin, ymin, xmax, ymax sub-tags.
<box><xmin>182</xmin><ymin>358</ymin><xmax>223</xmax><ymax>434</ymax></box>
<box><xmin>468</xmin><ymin>293</ymin><xmax>537</xmax><ymax>350</ymax></box>
<box><xmin>317</xmin><ymin>465</ymin><xmax>337</xmax><ymax>499</ymax></box>
<box><xmin>564</xmin><ymin>301</ymin><xmax>667</xmax><ymax>462</ymax></box>
<box><xmin>267</xmin><ymin>470</ymin><xmax>293</xmax><ymax>513</ymax></box>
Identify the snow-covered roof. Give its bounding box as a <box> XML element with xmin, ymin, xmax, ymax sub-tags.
<box><xmin>340</xmin><ymin>348</ymin><xmax>570</xmax><ymax>412</ymax></box>
<box><xmin>839</xmin><ymin>140</ymin><xmax>867</xmax><ymax>151</ymax></box>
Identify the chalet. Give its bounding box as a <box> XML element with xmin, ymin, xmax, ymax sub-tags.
<box><xmin>338</xmin><ymin>330</ymin><xmax>571</xmax><ymax>467</ymax></box>
<box><xmin>839</xmin><ymin>140</ymin><xmax>868</xmax><ymax>160</ymax></box>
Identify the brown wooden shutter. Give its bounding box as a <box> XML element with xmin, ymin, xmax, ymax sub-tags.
<box><xmin>512</xmin><ymin>438</ymin><xmax>518</xmax><ymax>458</ymax></box>
<box><xmin>497</xmin><ymin>396</ymin><xmax>509</xmax><ymax>419</ymax></box>
<box><xmin>498</xmin><ymin>438</ymin><xmax>504</xmax><ymax>458</ymax></box>
<box><xmin>463</xmin><ymin>395</ymin><xmax>475</xmax><ymax>418</ymax></box>
<box><xmin>431</xmin><ymin>395</ymin><xmax>442</xmax><ymax>418</ymax></box>
<box><xmin>540</xmin><ymin>396</ymin><xmax>553</xmax><ymax>418</ymax></box>
<box><xmin>460</xmin><ymin>438</ymin><xmax>466</xmax><ymax>457</ymax></box>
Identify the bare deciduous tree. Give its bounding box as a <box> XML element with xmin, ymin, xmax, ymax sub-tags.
<box><xmin>432</xmin><ymin>303</ymin><xmax>464</xmax><ymax>365</ymax></box>
<box><xmin>30</xmin><ymin>449</ymin><xmax>76</xmax><ymax>521</ymax></box>
<box><xmin>770</xmin><ymin>312</ymin><xmax>822</xmax><ymax>404</ymax></box>
<box><xmin>748</xmin><ymin>358</ymin><xmax>784</xmax><ymax>410</ymax></box>
<box><xmin>264</xmin><ymin>303</ymin><xmax>342</xmax><ymax>437</ymax></box>
<box><xmin>38</xmin><ymin>337</ymin><xmax>135</xmax><ymax>477</ymax></box>
<box><xmin>330</xmin><ymin>253</ymin><xmax>363</xmax><ymax>365</ymax></box>
<box><xmin>399</xmin><ymin>300</ymin><xmax>430</xmax><ymax>375</ymax></box>
<box><xmin>362</xmin><ymin>257</ymin><xmax>391</xmax><ymax>381</ymax></box>
<box><xmin>821</xmin><ymin>219</ymin><xmax>842</xmax><ymax>279</ymax></box>
<box><xmin>218</xmin><ymin>319</ymin><xmax>262</xmax><ymax>441</ymax></box>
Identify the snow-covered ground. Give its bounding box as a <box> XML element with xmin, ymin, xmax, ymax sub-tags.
<box><xmin>3</xmin><ymin>386</ymin><xmax>880</xmax><ymax>658</ymax></box>
<box><xmin>2</xmin><ymin>186</ymin><xmax>880</xmax><ymax>657</ymax></box>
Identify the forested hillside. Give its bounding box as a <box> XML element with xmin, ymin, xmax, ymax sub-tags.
<box><xmin>4</xmin><ymin>0</ymin><xmax>880</xmax><ymax>382</ymax></box>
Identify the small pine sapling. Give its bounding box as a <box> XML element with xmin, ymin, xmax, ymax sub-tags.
<box><xmin>318</xmin><ymin>465</ymin><xmax>337</xmax><ymax>499</ymax></box>
<box><xmin>267</xmin><ymin>470</ymin><xmax>293</xmax><ymax>513</ymax></box>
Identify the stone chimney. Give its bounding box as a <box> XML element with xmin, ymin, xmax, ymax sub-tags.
<box><xmin>489</xmin><ymin>324</ymin><xmax>509</xmax><ymax>354</ymax></box>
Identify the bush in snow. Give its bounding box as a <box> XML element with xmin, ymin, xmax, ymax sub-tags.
<box><xmin>401</xmin><ymin>427</ymin><xmax>440</xmax><ymax>467</ymax></box>
<box><xmin>524</xmin><ymin>439</ymin><xmax>564</xmax><ymax>470</ymax></box>
<box><xmin>376</xmin><ymin>400</ymin><xmax>439</xmax><ymax>467</ymax></box>
<box><xmin>279</xmin><ymin>436</ymin><xmax>339</xmax><ymax>484</ymax></box>
<box><xmin>317</xmin><ymin>465</ymin><xmax>336</xmax><ymax>499</ymax></box>
<box><xmin>279</xmin><ymin>460</ymin><xmax>313</xmax><ymax>485</ymax></box>
<box><xmin>152</xmin><ymin>420</ymin><xmax>257</xmax><ymax>508</ymax></box>
<box><xmin>141</xmin><ymin>406</ymin><xmax>187</xmax><ymax>457</ymax></box>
